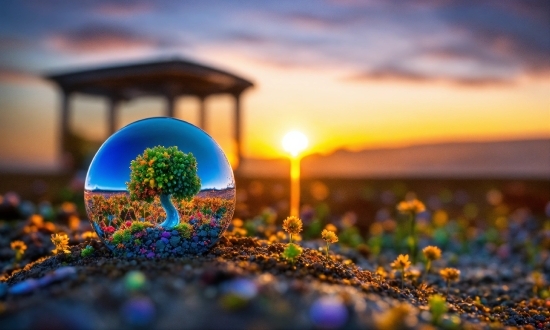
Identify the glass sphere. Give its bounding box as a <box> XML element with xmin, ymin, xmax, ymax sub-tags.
<box><xmin>85</xmin><ymin>117</ymin><xmax>235</xmax><ymax>257</ymax></box>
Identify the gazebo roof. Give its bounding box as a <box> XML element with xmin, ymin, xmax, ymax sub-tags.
<box><xmin>46</xmin><ymin>58</ymin><xmax>254</xmax><ymax>100</ymax></box>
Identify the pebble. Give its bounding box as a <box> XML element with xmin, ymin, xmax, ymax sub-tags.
<box><xmin>309</xmin><ymin>296</ymin><xmax>349</xmax><ymax>329</ymax></box>
<box><xmin>124</xmin><ymin>271</ymin><xmax>147</xmax><ymax>292</ymax></box>
<box><xmin>223</xmin><ymin>278</ymin><xmax>258</xmax><ymax>299</ymax></box>
<box><xmin>9</xmin><ymin>279</ymin><xmax>40</xmax><ymax>295</ymax></box>
<box><xmin>121</xmin><ymin>297</ymin><xmax>156</xmax><ymax>326</ymax></box>
<box><xmin>0</xmin><ymin>282</ymin><xmax>8</xmax><ymax>298</ymax></box>
<box><xmin>8</xmin><ymin>267</ymin><xmax>77</xmax><ymax>295</ymax></box>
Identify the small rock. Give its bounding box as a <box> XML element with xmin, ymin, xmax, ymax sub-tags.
<box><xmin>9</xmin><ymin>279</ymin><xmax>39</xmax><ymax>295</ymax></box>
<box><xmin>121</xmin><ymin>297</ymin><xmax>156</xmax><ymax>326</ymax></box>
<box><xmin>0</xmin><ymin>282</ymin><xmax>8</xmax><ymax>298</ymax></box>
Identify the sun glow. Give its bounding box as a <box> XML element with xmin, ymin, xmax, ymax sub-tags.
<box><xmin>281</xmin><ymin>130</ymin><xmax>309</xmax><ymax>217</ymax></box>
<box><xmin>282</xmin><ymin>131</ymin><xmax>308</xmax><ymax>157</ymax></box>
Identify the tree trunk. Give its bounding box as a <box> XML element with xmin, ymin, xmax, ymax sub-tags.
<box><xmin>159</xmin><ymin>194</ymin><xmax>180</xmax><ymax>229</ymax></box>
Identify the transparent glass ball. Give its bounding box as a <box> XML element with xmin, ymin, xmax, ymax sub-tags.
<box><xmin>85</xmin><ymin>117</ymin><xmax>235</xmax><ymax>257</ymax></box>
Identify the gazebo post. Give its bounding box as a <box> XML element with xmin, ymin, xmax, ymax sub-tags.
<box><xmin>233</xmin><ymin>92</ymin><xmax>242</xmax><ymax>169</ymax></box>
<box><xmin>60</xmin><ymin>89</ymin><xmax>71</xmax><ymax>161</ymax></box>
<box><xmin>199</xmin><ymin>96</ymin><xmax>207</xmax><ymax>130</ymax></box>
<box><xmin>107</xmin><ymin>97</ymin><xmax>119</xmax><ymax>135</ymax></box>
<box><xmin>166</xmin><ymin>95</ymin><xmax>176</xmax><ymax>117</ymax></box>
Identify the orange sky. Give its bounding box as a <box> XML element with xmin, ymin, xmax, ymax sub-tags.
<box><xmin>0</xmin><ymin>48</ymin><xmax>548</xmax><ymax>171</ymax></box>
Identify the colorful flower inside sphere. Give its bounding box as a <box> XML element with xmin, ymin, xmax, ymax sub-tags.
<box><xmin>85</xmin><ymin>117</ymin><xmax>235</xmax><ymax>258</ymax></box>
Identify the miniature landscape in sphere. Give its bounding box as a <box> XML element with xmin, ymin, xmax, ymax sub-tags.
<box><xmin>84</xmin><ymin>118</ymin><xmax>236</xmax><ymax>257</ymax></box>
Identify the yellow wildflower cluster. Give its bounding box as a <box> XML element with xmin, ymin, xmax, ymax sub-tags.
<box><xmin>391</xmin><ymin>254</ymin><xmax>412</xmax><ymax>290</ymax></box>
<box><xmin>282</xmin><ymin>216</ymin><xmax>303</xmax><ymax>235</ymax></box>
<box><xmin>423</xmin><ymin>246</ymin><xmax>442</xmax><ymax>261</ymax></box>
<box><xmin>440</xmin><ymin>267</ymin><xmax>460</xmax><ymax>298</ymax></box>
<box><xmin>10</xmin><ymin>240</ymin><xmax>27</xmax><ymax>253</ymax></box>
<box><xmin>321</xmin><ymin>229</ymin><xmax>338</xmax><ymax>244</ymax></box>
<box><xmin>375</xmin><ymin>303</ymin><xmax>414</xmax><ymax>330</ymax></box>
<box><xmin>51</xmin><ymin>233</ymin><xmax>71</xmax><ymax>254</ymax></box>
<box><xmin>391</xmin><ymin>254</ymin><xmax>411</xmax><ymax>270</ymax></box>
<box><xmin>440</xmin><ymin>268</ymin><xmax>460</xmax><ymax>282</ymax></box>
<box><xmin>81</xmin><ymin>231</ymin><xmax>97</xmax><ymax>240</ymax></box>
<box><xmin>10</xmin><ymin>240</ymin><xmax>27</xmax><ymax>263</ymax></box>
<box><xmin>397</xmin><ymin>199</ymin><xmax>426</xmax><ymax>214</ymax></box>
<box><xmin>321</xmin><ymin>228</ymin><xmax>339</xmax><ymax>258</ymax></box>
<box><xmin>324</xmin><ymin>223</ymin><xmax>337</xmax><ymax>233</ymax></box>
<box><xmin>23</xmin><ymin>214</ymin><xmax>56</xmax><ymax>234</ymax></box>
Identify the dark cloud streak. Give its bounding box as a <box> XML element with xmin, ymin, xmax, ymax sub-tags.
<box><xmin>346</xmin><ymin>66</ymin><xmax>514</xmax><ymax>87</ymax></box>
<box><xmin>0</xmin><ymin>67</ymin><xmax>43</xmax><ymax>85</ymax></box>
<box><xmin>45</xmin><ymin>24</ymin><xmax>182</xmax><ymax>53</ymax></box>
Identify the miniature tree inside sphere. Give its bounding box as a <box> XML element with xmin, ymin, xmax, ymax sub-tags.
<box><xmin>127</xmin><ymin>146</ymin><xmax>201</xmax><ymax>229</ymax></box>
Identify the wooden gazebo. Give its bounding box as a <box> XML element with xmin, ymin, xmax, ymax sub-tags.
<box><xmin>46</xmin><ymin>58</ymin><xmax>254</xmax><ymax>169</ymax></box>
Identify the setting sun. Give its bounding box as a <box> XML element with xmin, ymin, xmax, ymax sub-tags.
<box><xmin>282</xmin><ymin>131</ymin><xmax>309</xmax><ymax>157</ymax></box>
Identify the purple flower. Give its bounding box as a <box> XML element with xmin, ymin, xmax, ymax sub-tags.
<box><xmin>146</xmin><ymin>252</ymin><xmax>155</xmax><ymax>258</ymax></box>
<box><xmin>161</xmin><ymin>231</ymin><xmax>171</xmax><ymax>238</ymax></box>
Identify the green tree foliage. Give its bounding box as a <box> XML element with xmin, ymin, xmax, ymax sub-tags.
<box><xmin>127</xmin><ymin>146</ymin><xmax>201</xmax><ymax>203</ymax></box>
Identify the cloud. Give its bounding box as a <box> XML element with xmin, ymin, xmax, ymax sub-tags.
<box><xmin>0</xmin><ymin>36</ymin><xmax>30</xmax><ymax>51</ymax></box>
<box><xmin>258</xmin><ymin>0</ymin><xmax>550</xmax><ymax>85</ymax></box>
<box><xmin>2</xmin><ymin>0</ymin><xmax>549</xmax><ymax>86</ymax></box>
<box><xmin>0</xmin><ymin>67</ymin><xmax>43</xmax><ymax>85</ymax></box>
<box><xmin>221</xmin><ymin>32</ymin><xmax>270</xmax><ymax>45</ymax></box>
<box><xmin>346</xmin><ymin>65</ymin><xmax>514</xmax><ymax>87</ymax></box>
<box><xmin>435</xmin><ymin>1</ymin><xmax>550</xmax><ymax>73</ymax></box>
<box><xmin>94</xmin><ymin>1</ymin><xmax>154</xmax><ymax>17</ymax></box>
<box><xmin>45</xmin><ymin>24</ymin><xmax>172</xmax><ymax>53</ymax></box>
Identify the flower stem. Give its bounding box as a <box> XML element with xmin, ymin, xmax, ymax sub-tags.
<box><xmin>401</xmin><ymin>267</ymin><xmax>405</xmax><ymax>290</ymax></box>
<box><xmin>410</xmin><ymin>212</ymin><xmax>417</xmax><ymax>264</ymax></box>
<box><xmin>326</xmin><ymin>242</ymin><xmax>329</xmax><ymax>258</ymax></box>
<box><xmin>422</xmin><ymin>260</ymin><xmax>431</xmax><ymax>282</ymax></box>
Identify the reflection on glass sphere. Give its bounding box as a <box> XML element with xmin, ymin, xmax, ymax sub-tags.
<box><xmin>85</xmin><ymin>117</ymin><xmax>235</xmax><ymax>257</ymax></box>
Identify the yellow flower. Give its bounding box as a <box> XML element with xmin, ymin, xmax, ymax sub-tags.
<box><xmin>390</xmin><ymin>254</ymin><xmax>411</xmax><ymax>270</ymax></box>
<box><xmin>376</xmin><ymin>266</ymin><xmax>387</xmax><ymax>278</ymax></box>
<box><xmin>375</xmin><ymin>303</ymin><xmax>414</xmax><ymax>330</ymax></box>
<box><xmin>232</xmin><ymin>218</ymin><xmax>244</xmax><ymax>228</ymax></box>
<box><xmin>324</xmin><ymin>223</ymin><xmax>337</xmax><ymax>233</ymax></box>
<box><xmin>440</xmin><ymin>268</ymin><xmax>460</xmax><ymax>282</ymax></box>
<box><xmin>10</xmin><ymin>240</ymin><xmax>27</xmax><ymax>253</ymax></box>
<box><xmin>321</xmin><ymin>229</ymin><xmax>338</xmax><ymax>244</ymax></box>
<box><xmin>68</xmin><ymin>215</ymin><xmax>80</xmax><ymax>231</ymax></box>
<box><xmin>282</xmin><ymin>216</ymin><xmax>303</xmax><ymax>235</ymax></box>
<box><xmin>422</xmin><ymin>246</ymin><xmax>442</xmax><ymax>261</ymax></box>
<box><xmin>29</xmin><ymin>214</ymin><xmax>44</xmax><ymax>227</ymax></box>
<box><xmin>51</xmin><ymin>233</ymin><xmax>71</xmax><ymax>254</ymax></box>
<box><xmin>397</xmin><ymin>199</ymin><xmax>426</xmax><ymax>214</ymax></box>
<box><xmin>81</xmin><ymin>231</ymin><xmax>97</xmax><ymax>239</ymax></box>
<box><xmin>276</xmin><ymin>231</ymin><xmax>287</xmax><ymax>241</ymax></box>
